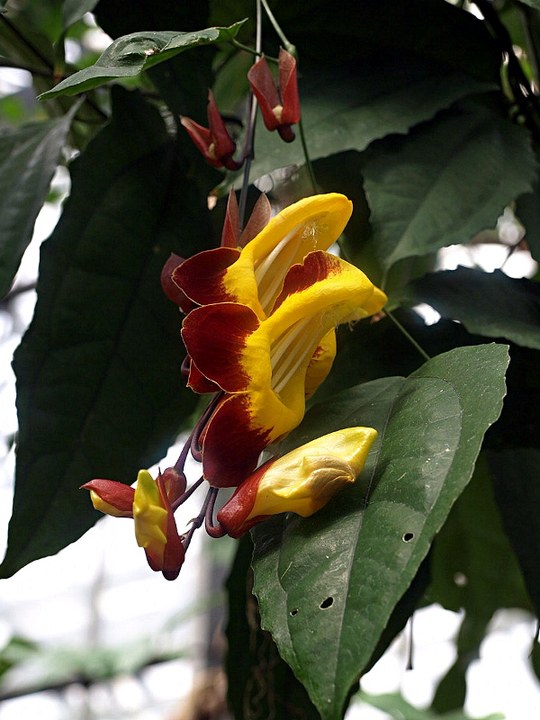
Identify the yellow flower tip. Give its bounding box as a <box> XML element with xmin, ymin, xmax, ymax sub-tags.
<box><xmin>217</xmin><ymin>426</ymin><xmax>378</xmax><ymax>537</ymax></box>
<box><xmin>255</xmin><ymin>427</ymin><xmax>378</xmax><ymax>517</ymax></box>
<box><xmin>82</xmin><ymin>478</ymin><xmax>135</xmax><ymax>518</ymax></box>
<box><xmin>133</xmin><ymin>469</ymin><xmax>168</xmax><ymax>552</ymax></box>
<box><xmin>88</xmin><ymin>490</ymin><xmax>126</xmax><ymax>518</ymax></box>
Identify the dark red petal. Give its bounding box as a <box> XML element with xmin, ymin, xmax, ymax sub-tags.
<box><xmin>278</xmin><ymin>49</ymin><xmax>301</xmax><ymax>125</ymax></box>
<box><xmin>187</xmin><ymin>359</ymin><xmax>222</xmax><ymax>394</ymax></box>
<box><xmin>277</xmin><ymin>125</ymin><xmax>296</xmax><ymax>143</ymax></box>
<box><xmin>81</xmin><ymin>479</ymin><xmax>135</xmax><ymax>513</ymax></box>
<box><xmin>181</xmin><ymin>303</ymin><xmax>259</xmax><ymax>392</ymax></box>
<box><xmin>221</xmin><ymin>189</ymin><xmax>241</xmax><ymax>248</ymax></box>
<box><xmin>217</xmin><ymin>459</ymin><xmax>272</xmax><ymax>537</ymax></box>
<box><xmin>272</xmin><ymin>250</ymin><xmax>342</xmax><ymax>311</ymax></box>
<box><xmin>148</xmin><ymin>476</ymin><xmax>186</xmax><ymax>580</ymax></box>
<box><xmin>158</xmin><ymin>468</ymin><xmax>187</xmax><ymax>504</ymax></box>
<box><xmin>173</xmin><ymin>247</ymin><xmax>240</xmax><ymax>306</ymax></box>
<box><xmin>247</xmin><ymin>56</ymin><xmax>281</xmax><ymax>131</ymax></box>
<box><xmin>180</xmin><ymin>116</ymin><xmax>218</xmax><ymax>165</ymax></box>
<box><xmin>160</xmin><ymin>254</ymin><xmax>196</xmax><ymax>312</ymax></box>
<box><xmin>207</xmin><ymin>90</ymin><xmax>237</xmax><ymax>160</ymax></box>
<box><xmin>239</xmin><ymin>193</ymin><xmax>272</xmax><ymax>247</ymax></box>
<box><xmin>202</xmin><ymin>395</ymin><xmax>271</xmax><ymax>487</ymax></box>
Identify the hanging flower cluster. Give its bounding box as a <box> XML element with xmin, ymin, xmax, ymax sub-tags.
<box><xmin>83</xmin><ymin>192</ymin><xmax>387</xmax><ymax>579</ymax></box>
<box><xmin>181</xmin><ymin>49</ymin><xmax>302</xmax><ymax>170</ymax></box>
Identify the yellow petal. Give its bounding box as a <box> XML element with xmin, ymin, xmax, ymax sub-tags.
<box><xmin>222</xmin><ymin>193</ymin><xmax>353</xmax><ymax>318</ymax></box>
<box><xmin>133</xmin><ymin>470</ymin><xmax>168</xmax><ymax>551</ymax></box>
<box><xmin>249</xmin><ymin>426</ymin><xmax>377</xmax><ymax>519</ymax></box>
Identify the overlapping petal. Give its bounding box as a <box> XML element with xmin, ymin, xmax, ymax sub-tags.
<box><xmin>217</xmin><ymin>427</ymin><xmax>378</xmax><ymax>537</ymax></box>
<box><xmin>180</xmin><ymin>90</ymin><xmax>240</xmax><ymax>170</ymax></box>
<box><xmin>182</xmin><ymin>251</ymin><xmax>387</xmax><ymax>486</ymax></box>
<box><xmin>172</xmin><ymin>193</ymin><xmax>353</xmax><ymax>320</ymax></box>
<box><xmin>82</xmin><ymin>469</ymin><xmax>185</xmax><ymax>580</ymax></box>
<box><xmin>247</xmin><ymin>48</ymin><xmax>301</xmax><ymax>142</ymax></box>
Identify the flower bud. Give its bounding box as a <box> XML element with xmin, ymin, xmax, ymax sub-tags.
<box><xmin>217</xmin><ymin>427</ymin><xmax>377</xmax><ymax>537</ymax></box>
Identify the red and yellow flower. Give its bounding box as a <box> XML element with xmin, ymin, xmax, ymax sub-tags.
<box><xmin>181</xmin><ymin>250</ymin><xmax>386</xmax><ymax>487</ymax></box>
<box><xmin>166</xmin><ymin>193</ymin><xmax>358</xmax><ymax>397</ymax></box>
<box><xmin>218</xmin><ymin>427</ymin><xmax>378</xmax><ymax>537</ymax></box>
<box><xmin>82</xmin><ymin>468</ymin><xmax>186</xmax><ymax>580</ymax></box>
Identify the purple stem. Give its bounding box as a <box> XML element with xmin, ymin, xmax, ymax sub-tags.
<box><xmin>205</xmin><ymin>488</ymin><xmax>227</xmax><ymax>538</ymax></box>
<box><xmin>171</xmin><ymin>474</ymin><xmax>205</xmax><ymax>512</ymax></box>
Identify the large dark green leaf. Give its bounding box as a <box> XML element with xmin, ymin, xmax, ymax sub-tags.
<box><xmin>487</xmin><ymin>447</ymin><xmax>540</xmax><ymax>617</ymax></box>
<box><xmin>249</xmin><ymin>60</ymin><xmax>494</xmax><ymax>182</ymax></box>
<box><xmin>213</xmin><ymin>0</ymin><xmax>500</xmax><ymax>82</ymax></box>
<box><xmin>252</xmin><ymin>345</ymin><xmax>509</xmax><ymax>720</ymax></box>
<box><xmin>0</xmin><ymin>87</ymin><xmax>212</xmax><ymax>578</ymax></box>
<box><xmin>428</xmin><ymin>457</ymin><xmax>531</xmax><ymax>712</ymax></box>
<box><xmin>39</xmin><ymin>22</ymin><xmax>244</xmax><ymax>99</ymax></box>
<box><xmin>226</xmin><ymin>536</ymin><xmax>321</xmax><ymax>720</ymax></box>
<box><xmin>357</xmin><ymin>691</ymin><xmax>503</xmax><ymax>720</ymax></box>
<box><xmin>401</xmin><ymin>268</ymin><xmax>540</xmax><ymax>350</ymax></box>
<box><xmin>62</xmin><ymin>0</ymin><xmax>99</xmax><ymax>29</ymax></box>
<box><xmin>0</xmin><ymin>106</ymin><xmax>76</xmax><ymax>298</ymax></box>
<box><xmin>518</xmin><ymin>0</ymin><xmax>540</xmax><ymax>10</ymax></box>
<box><xmin>363</xmin><ymin>99</ymin><xmax>536</xmax><ymax>273</ymax></box>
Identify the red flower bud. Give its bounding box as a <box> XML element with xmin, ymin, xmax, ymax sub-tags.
<box><xmin>181</xmin><ymin>91</ymin><xmax>241</xmax><ymax>170</ymax></box>
<box><xmin>248</xmin><ymin>49</ymin><xmax>300</xmax><ymax>142</ymax></box>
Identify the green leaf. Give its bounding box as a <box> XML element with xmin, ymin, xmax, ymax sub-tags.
<box><xmin>400</xmin><ymin>268</ymin><xmax>540</xmax><ymax>350</ymax></box>
<box><xmin>0</xmin><ymin>87</ymin><xmax>212</xmax><ymax>578</ymax></box>
<box><xmin>487</xmin><ymin>447</ymin><xmax>540</xmax><ymax>617</ymax></box>
<box><xmin>62</xmin><ymin>0</ymin><xmax>99</xmax><ymax>29</ymax></box>
<box><xmin>428</xmin><ymin>457</ymin><xmax>531</xmax><ymax>712</ymax></box>
<box><xmin>517</xmin><ymin>0</ymin><xmax>540</xmax><ymax>10</ymax></box>
<box><xmin>0</xmin><ymin>107</ymin><xmax>77</xmax><ymax>298</ymax></box>
<box><xmin>252</xmin><ymin>345</ymin><xmax>509</xmax><ymax>720</ymax></box>
<box><xmin>249</xmin><ymin>60</ymin><xmax>494</xmax><ymax>182</ymax></box>
<box><xmin>357</xmin><ymin>690</ymin><xmax>504</xmax><ymax>720</ymax></box>
<box><xmin>39</xmin><ymin>22</ymin><xmax>245</xmax><ymax>99</ymax></box>
<box><xmin>226</xmin><ymin>537</ymin><xmax>321</xmax><ymax>720</ymax></box>
<box><xmin>363</xmin><ymin>99</ymin><xmax>536</xmax><ymax>272</ymax></box>
<box><xmin>516</xmin><ymin>154</ymin><xmax>540</xmax><ymax>264</ymax></box>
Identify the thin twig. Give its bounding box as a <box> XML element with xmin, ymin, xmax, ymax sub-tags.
<box><xmin>385</xmin><ymin>310</ymin><xmax>431</xmax><ymax>362</ymax></box>
<box><xmin>238</xmin><ymin>0</ymin><xmax>262</xmax><ymax>229</ymax></box>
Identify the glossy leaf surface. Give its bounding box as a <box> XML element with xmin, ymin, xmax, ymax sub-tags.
<box><xmin>0</xmin><ymin>109</ymin><xmax>76</xmax><ymax>298</ymax></box>
<box><xmin>363</xmin><ymin>100</ymin><xmax>536</xmax><ymax>271</ymax></box>
<box><xmin>401</xmin><ymin>267</ymin><xmax>540</xmax><ymax>350</ymax></box>
<box><xmin>0</xmin><ymin>88</ymin><xmax>209</xmax><ymax>577</ymax></box>
<box><xmin>252</xmin><ymin>345</ymin><xmax>509</xmax><ymax>720</ymax></box>
<box><xmin>39</xmin><ymin>22</ymin><xmax>244</xmax><ymax>99</ymax></box>
<box><xmin>249</xmin><ymin>62</ymin><xmax>493</xmax><ymax>182</ymax></box>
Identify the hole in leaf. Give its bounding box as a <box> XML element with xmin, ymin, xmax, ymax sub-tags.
<box><xmin>320</xmin><ymin>596</ymin><xmax>334</xmax><ymax>609</ymax></box>
<box><xmin>453</xmin><ymin>572</ymin><xmax>468</xmax><ymax>587</ymax></box>
<box><xmin>289</xmin><ymin>608</ymin><xmax>299</xmax><ymax>617</ymax></box>
<box><xmin>402</xmin><ymin>532</ymin><xmax>414</xmax><ymax>542</ymax></box>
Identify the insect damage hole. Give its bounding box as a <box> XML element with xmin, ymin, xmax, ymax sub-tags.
<box><xmin>319</xmin><ymin>596</ymin><xmax>334</xmax><ymax>609</ymax></box>
<box><xmin>402</xmin><ymin>532</ymin><xmax>414</xmax><ymax>542</ymax></box>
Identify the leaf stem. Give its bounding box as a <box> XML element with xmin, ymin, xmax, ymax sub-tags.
<box><xmin>238</xmin><ymin>0</ymin><xmax>263</xmax><ymax>228</ymax></box>
<box><xmin>259</xmin><ymin>0</ymin><xmax>296</xmax><ymax>56</ymax></box>
<box><xmin>298</xmin><ymin>118</ymin><xmax>317</xmax><ymax>194</ymax></box>
<box><xmin>232</xmin><ymin>38</ymin><xmax>278</xmax><ymax>62</ymax></box>
<box><xmin>385</xmin><ymin>310</ymin><xmax>431</xmax><ymax>362</ymax></box>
